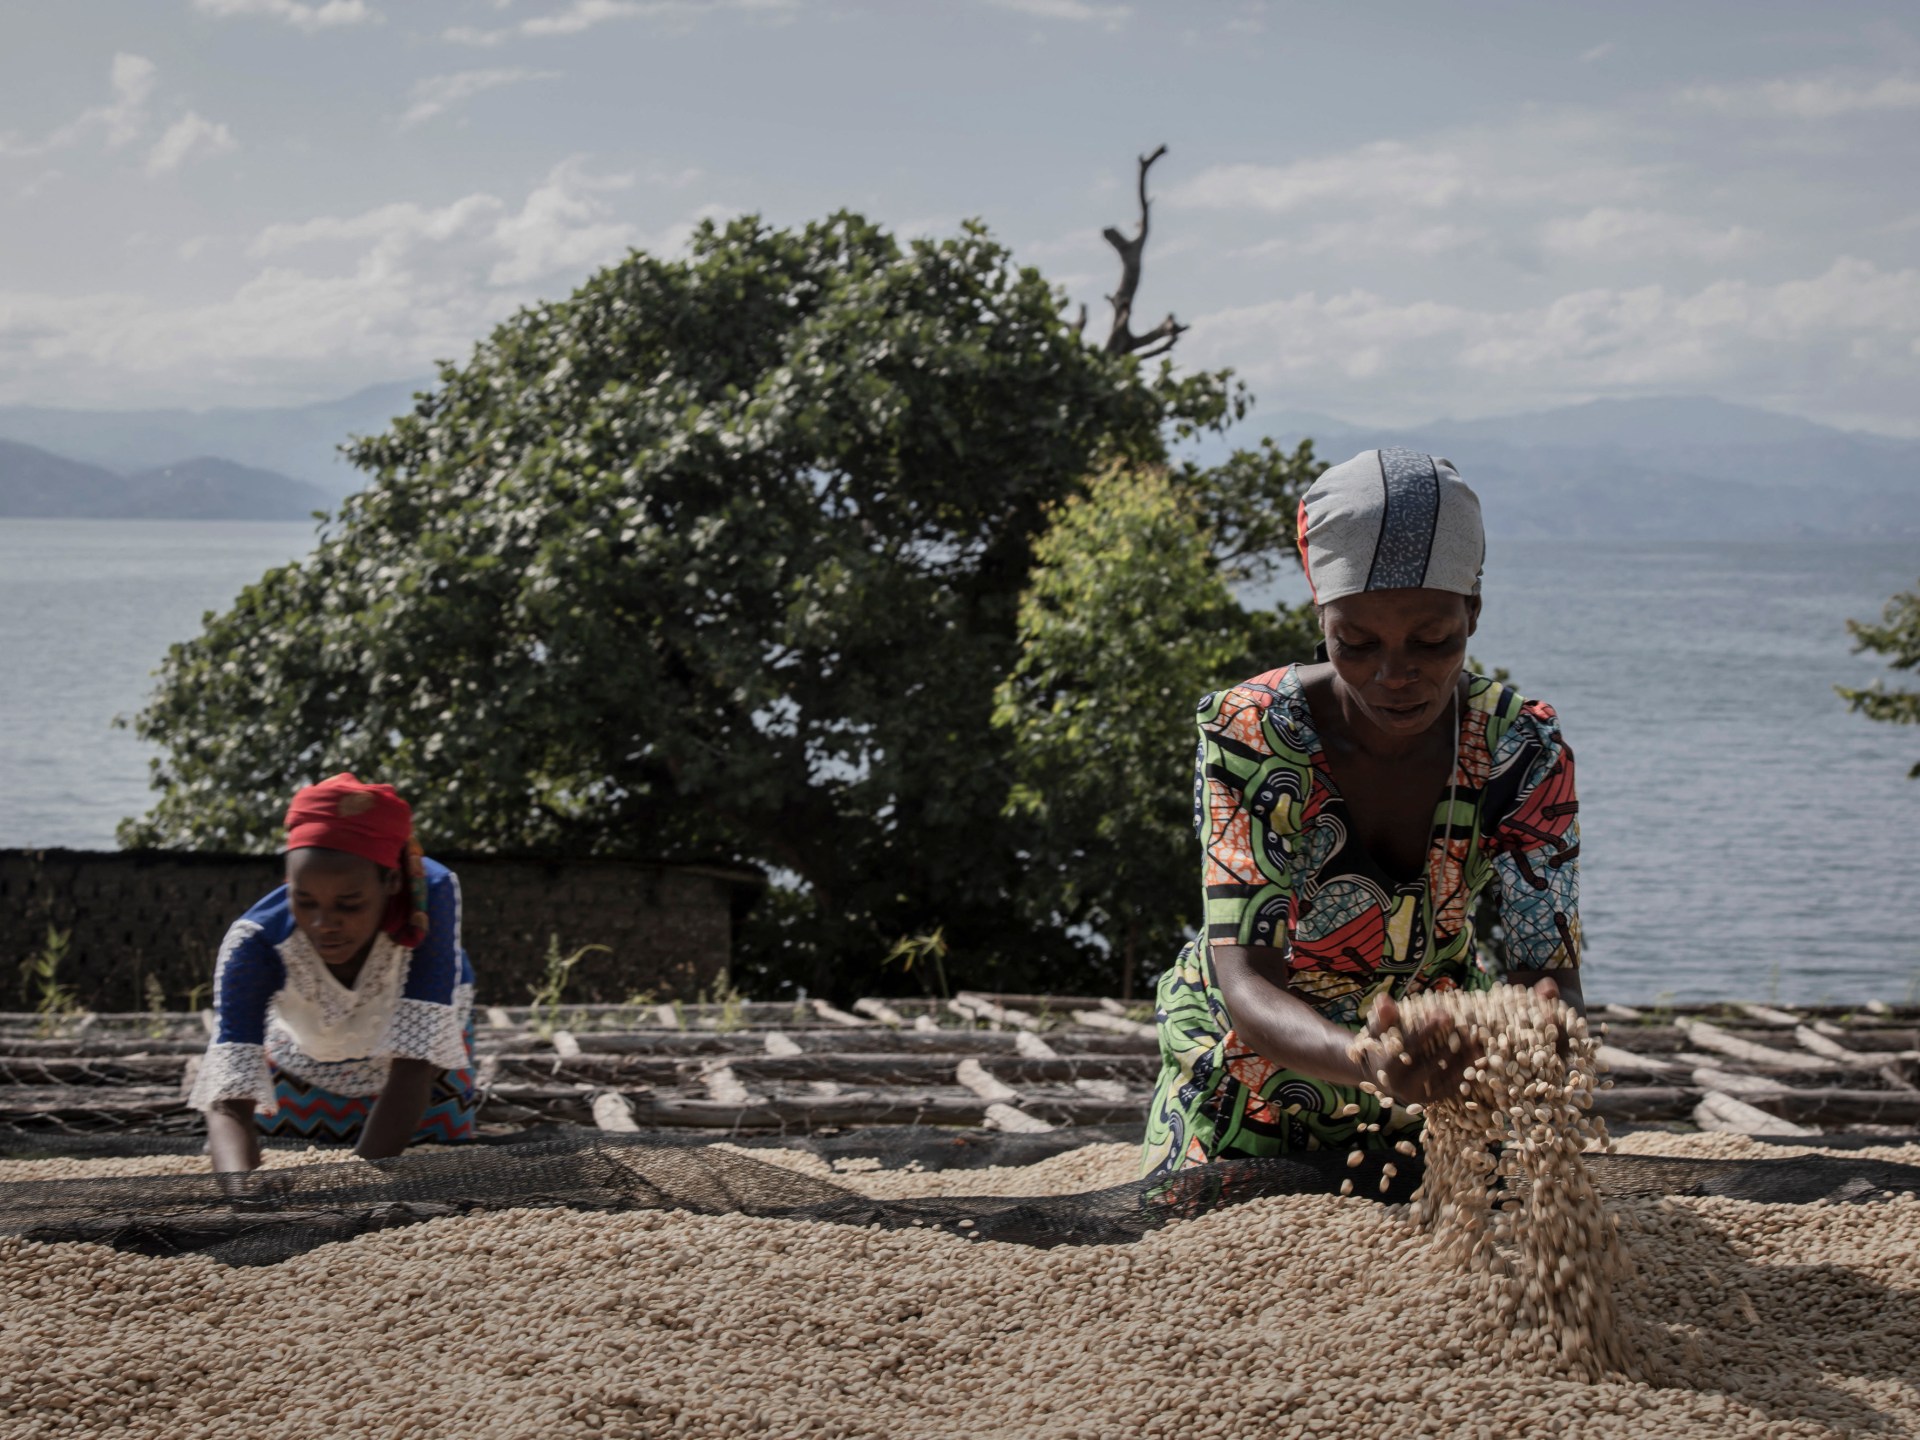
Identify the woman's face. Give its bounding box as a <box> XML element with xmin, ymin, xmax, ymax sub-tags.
<box><xmin>285</xmin><ymin>847</ymin><xmax>398</xmax><ymax>965</ymax></box>
<box><xmin>1320</xmin><ymin>587</ymin><xmax>1480</xmax><ymax>738</ymax></box>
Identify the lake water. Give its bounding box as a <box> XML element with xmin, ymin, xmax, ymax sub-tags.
<box><xmin>1</xmin><ymin>519</ymin><xmax>1916</xmax><ymax>1004</ymax></box>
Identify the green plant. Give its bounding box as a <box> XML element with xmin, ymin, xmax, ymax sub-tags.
<box><xmin>885</xmin><ymin>928</ymin><xmax>951</xmax><ymax>1001</ymax></box>
<box><xmin>994</xmin><ymin>461</ymin><xmax>1319</xmax><ymax>1000</ymax></box>
<box><xmin>711</xmin><ymin>976</ymin><xmax>748</xmax><ymax>1034</ymax></box>
<box><xmin>1648</xmin><ymin>990</ymin><xmax>1676</xmax><ymax>1022</ymax></box>
<box><xmin>20</xmin><ymin>926</ymin><xmax>83</xmax><ymax>1035</ymax></box>
<box><xmin>528</xmin><ymin>936</ymin><xmax>610</xmax><ymax>1039</ymax></box>
<box><xmin>142</xmin><ymin>974</ymin><xmax>170</xmax><ymax>1040</ymax></box>
<box><xmin>1837</xmin><ymin>581</ymin><xmax>1920</xmax><ymax>777</ymax></box>
<box><xmin>1765</xmin><ymin>963</ymin><xmax>1782</xmax><ymax>1007</ymax></box>
<box><xmin>183</xmin><ymin>980</ymin><xmax>210</xmax><ymax>1016</ymax></box>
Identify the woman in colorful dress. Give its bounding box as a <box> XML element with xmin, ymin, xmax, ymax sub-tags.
<box><xmin>189</xmin><ymin>774</ymin><xmax>478</xmax><ymax>1173</ymax></box>
<box><xmin>1142</xmin><ymin>447</ymin><xmax>1583</xmax><ymax>1179</ymax></box>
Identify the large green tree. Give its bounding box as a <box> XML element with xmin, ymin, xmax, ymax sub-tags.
<box><xmin>122</xmin><ymin>212</ymin><xmax>1248</xmax><ymax>996</ymax></box>
<box><xmin>994</xmin><ymin>449</ymin><xmax>1321</xmax><ymax>998</ymax></box>
<box><xmin>1838</xmin><ymin>582</ymin><xmax>1920</xmax><ymax>777</ymax></box>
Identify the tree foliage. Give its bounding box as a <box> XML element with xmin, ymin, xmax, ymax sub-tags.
<box><xmin>994</xmin><ymin>455</ymin><xmax>1321</xmax><ymax>997</ymax></box>
<box><xmin>1838</xmin><ymin>582</ymin><xmax>1920</xmax><ymax>778</ymax></box>
<box><xmin>121</xmin><ymin>212</ymin><xmax>1257</xmax><ymax>996</ymax></box>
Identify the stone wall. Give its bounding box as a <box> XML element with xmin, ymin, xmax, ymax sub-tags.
<box><xmin>0</xmin><ymin>849</ymin><xmax>763</xmax><ymax>1012</ymax></box>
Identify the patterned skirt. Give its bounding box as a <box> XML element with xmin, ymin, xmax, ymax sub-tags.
<box><xmin>259</xmin><ymin>1018</ymin><xmax>478</xmax><ymax>1145</ymax></box>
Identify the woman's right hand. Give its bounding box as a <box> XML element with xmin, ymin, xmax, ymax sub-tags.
<box><xmin>1354</xmin><ymin>992</ymin><xmax>1483</xmax><ymax>1109</ymax></box>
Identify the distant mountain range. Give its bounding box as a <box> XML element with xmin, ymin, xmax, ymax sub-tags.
<box><xmin>1238</xmin><ymin>396</ymin><xmax>1920</xmax><ymax>540</ymax></box>
<box><xmin>0</xmin><ymin>440</ymin><xmax>334</xmax><ymax>520</ymax></box>
<box><xmin>0</xmin><ymin>385</ymin><xmax>1913</xmax><ymax>535</ymax></box>
<box><xmin>0</xmin><ymin>380</ymin><xmax>426</xmax><ymax>498</ymax></box>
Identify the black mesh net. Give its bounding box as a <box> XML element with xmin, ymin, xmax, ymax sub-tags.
<box><xmin>3</xmin><ymin>1123</ymin><xmax>1917</xmax><ymax>1269</ymax></box>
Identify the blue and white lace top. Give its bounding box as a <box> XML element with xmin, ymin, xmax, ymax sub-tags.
<box><xmin>187</xmin><ymin>857</ymin><xmax>475</xmax><ymax>1116</ymax></box>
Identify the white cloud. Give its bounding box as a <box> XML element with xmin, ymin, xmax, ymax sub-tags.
<box><xmin>400</xmin><ymin>68</ymin><xmax>561</xmax><ymax>127</ymax></box>
<box><xmin>191</xmin><ymin>0</ymin><xmax>381</xmax><ymax>32</ymax></box>
<box><xmin>1579</xmin><ymin>42</ymin><xmax>1616</xmax><ymax>64</ymax></box>
<box><xmin>0</xmin><ymin>160</ymin><xmax>711</xmax><ymax>406</ymax></box>
<box><xmin>249</xmin><ymin>193</ymin><xmax>509</xmax><ymax>260</ymax></box>
<box><xmin>1680</xmin><ymin>72</ymin><xmax>1920</xmax><ymax>119</ymax></box>
<box><xmin>1168</xmin><ymin>133</ymin><xmax>1651</xmax><ymax>217</ymax></box>
<box><xmin>524</xmin><ymin>0</ymin><xmax>651</xmax><ymax>34</ymax></box>
<box><xmin>0</xmin><ymin>53</ymin><xmax>155</xmax><ymax>158</ymax></box>
<box><xmin>487</xmin><ymin>158</ymin><xmax>643</xmax><ymax>284</ymax></box>
<box><xmin>1236</xmin><ymin>218</ymin><xmax>1489</xmax><ymax>262</ymax></box>
<box><xmin>1</xmin><ymin>54</ymin><xmax>238</xmax><ymax>177</ymax></box>
<box><xmin>145</xmin><ymin>112</ymin><xmax>238</xmax><ymax>175</ymax></box>
<box><xmin>446</xmin><ymin>0</ymin><xmax>797</xmax><ymax>44</ymax></box>
<box><xmin>1539</xmin><ymin>207</ymin><xmax>1755</xmax><ymax>262</ymax></box>
<box><xmin>1183</xmin><ymin>257</ymin><xmax>1920</xmax><ymax>433</ymax></box>
<box><xmin>986</xmin><ymin>0</ymin><xmax>1131</xmax><ymax>26</ymax></box>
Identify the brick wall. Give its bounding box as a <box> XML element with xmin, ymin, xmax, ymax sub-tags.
<box><xmin>0</xmin><ymin>849</ymin><xmax>763</xmax><ymax>1012</ymax></box>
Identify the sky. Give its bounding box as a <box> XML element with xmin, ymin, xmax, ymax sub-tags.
<box><xmin>1</xmin><ymin>0</ymin><xmax>1916</xmax><ymax>434</ymax></box>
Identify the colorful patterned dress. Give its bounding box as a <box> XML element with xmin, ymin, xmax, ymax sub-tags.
<box><xmin>1141</xmin><ymin>666</ymin><xmax>1580</xmax><ymax>1178</ymax></box>
<box><xmin>187</xmin><ymin>857</ymin><xmax>479</xmax><ymax>1143</ymax></box>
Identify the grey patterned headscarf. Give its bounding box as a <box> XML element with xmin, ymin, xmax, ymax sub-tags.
<box><xmin>1296</xmin><ymin>447</ymin><xmax>1485</xmax><ymax>603</ymax></box>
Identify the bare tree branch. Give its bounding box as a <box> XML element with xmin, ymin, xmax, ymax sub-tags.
<box><xmin>1101</xmin><ymin>144</ymin><xmax>1188</xmax><ymax>358</ymax></box>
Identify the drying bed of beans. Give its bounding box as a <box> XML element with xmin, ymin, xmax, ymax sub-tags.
<box><xmin>2</xmin><ymin>1133</ymin><xmax>1918</xmax><ymax>1438</ymax></box>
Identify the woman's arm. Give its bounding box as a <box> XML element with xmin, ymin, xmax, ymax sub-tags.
<box><xmin>206</xmin><ymin>1098</ymin><xmax>262</xmax><ymax>1174</ymax></box>
<box><xmin>1215</xmin><ymin>945</ymin><xmax>1482</xmax><ymax>1109</ymax></box>
<box><xmin>191</xmin><ymin>919</ymin><xmax>285</xmax><ymax>1173</ymax></box>
<box><xmin>1213</xmin><ymin>945</ymin><xmax>1372</xmax><ymax>1087</ymax></box>
<box><xmin>356</xmin><ymin>1058</ymin><xmax>437</xmax><ymax>1160</ymax></box>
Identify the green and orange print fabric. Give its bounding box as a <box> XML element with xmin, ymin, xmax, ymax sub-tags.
<box><xmin>1142</xmin><ymin>665</ymin><xmax>1581</xmax><ymax>1178</ymax></box>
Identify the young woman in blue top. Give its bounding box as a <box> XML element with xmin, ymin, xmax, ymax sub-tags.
<box><xmin>188</xmin><ymin>774</ymin><xmax>477</xmax><ymax>1174</ymax></box>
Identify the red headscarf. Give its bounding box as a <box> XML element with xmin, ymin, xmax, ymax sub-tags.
<box><xmin>284</xmin><ymin>773</ymin><xmax>429</xmax><ymax>948</ymax></box>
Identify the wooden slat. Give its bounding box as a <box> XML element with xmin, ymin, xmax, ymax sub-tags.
<box><xmin>1014</xmin><ymin>1030</ymin><xmax>1060</xmax><ymax>1060</ymax></box>
<box><xmin>1679</xmin><ymin>1019</ymin><xmax>1832</xmax><ymax>1071</ymax></box>
<box><xmin>476</xmin><ymin>1085</ymin><xmax>1143</xmax><ymax>1129</ymax></box>
<box><xmin>810</xmin><ymin>999</ymin><xmax>872</xmax><ymax>1028</ymax></box>
<box><xmin>1692</xmin><ymin>1066</ymin><xmax>1783</xmax><ymax>1096</ymax></box>
<box><xmin>1594</xmin><ymin>1044</ymin><xmax>1682</xmax><ymax>1076</ymax></box>
<box><xmin>1737</xmin><ymin>1003</ymin><xmax>1803</xmax><ymax>1027</ymax></box>
<box><xmin>851</xmin><ymin>998</ymin><xmax>908</xmax><ymax>1026</ymax></box>
<box><xmin>699</xmin><ymin>1064</ymin><xmax>756</xmax><ymax>1106</ymax></box>
<box><xmin>0</xmin><ymin>1085</ymin><xmax>194</xmax><ymax>1119</ymax></box>
<box><xmin>591</xmin><ymin>1091</ymin><xmax>639</xmax><ymax>1133</ymax></box>
<box><xmin>486</xmin><ymin>1053</ymin><xmax>1155</xmax><ymax>1089</ymax></box>
<box><xmin>0</xmin><ymin>1037</ymin><xmax>206</xmax><ymax>1058</ymax></box>
<box><xmin>954</xmin><ymin>1059</ymin><xmax>1020</xmax><ymax>1105</ymax></box>
<box><xmin>983</xmin><ymin>1102</ymin><xmax>1053</xmax><ymax>1134</ymax></box>
<box><xmin>1695</xmin><ymin>1090</ymin><xmax>1819</xmax><ymax>1137</ymax></box>
<box><xmin>1071</xmin><ymin>1010</ymin><xmax>1155</xmax><ymax>1039</ymax></box>
<box><xmin>954</xmin><ymin>993</ymin><xmax>1044</xmax><ymax>1031</ymax></box>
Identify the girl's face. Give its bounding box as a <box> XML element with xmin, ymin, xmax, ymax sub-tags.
<box><xmin>1319</xmin><ymin>587</ymin><xmax>1480</xmax><ymax>738</ymax></box>
<box><xmin>285</xmin><ymin>847</ymin><xmax>399</xmax><ymax>966</ymax></box>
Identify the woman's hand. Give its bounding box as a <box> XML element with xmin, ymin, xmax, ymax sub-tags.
<box><xmin>356</xmin><ymin>1057</ymin><xmax>438</xmax><ymax>1161</ymax></box>
<box><xmin>1356</xmin><ymin>992</ymin><xmax>1485</xmax><ymax>1109</ymax></box>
